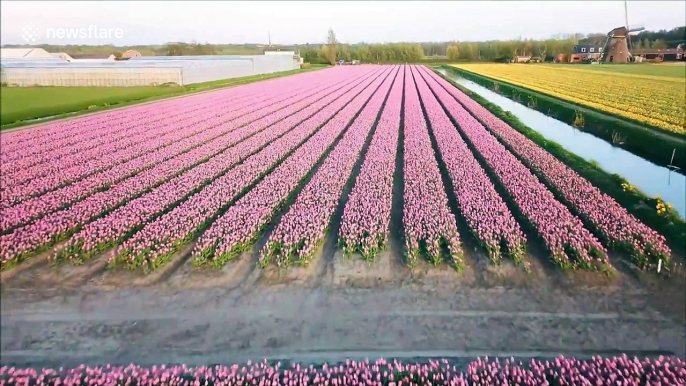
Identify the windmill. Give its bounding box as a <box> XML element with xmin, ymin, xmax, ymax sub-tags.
<box><xmin>600</xmin><ymin>1</ymin><xmax>645</xmax><ymax>62</ymax></box>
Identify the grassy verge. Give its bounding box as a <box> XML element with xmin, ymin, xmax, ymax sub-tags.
<box><xmin>1</xmin><ymin>65</ymin><xmax>328</xmax><ymax>130</ymax></box>
<box><xmin>442</xmin><ymin>66</ymin><xmax>686</xmax><ymax>173</ymax></box>
<box><xmin>433</xmin><ymin>68</ymin><xmax>686</xmax><ymax>257</ymax></box>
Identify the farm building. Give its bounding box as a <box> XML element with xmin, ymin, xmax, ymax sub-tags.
<box><xmin>632</xmin><ymin>47</ymin><xmax>682</xmax><ymax>62</ymax></box>
<box><xmin>569</xmin><ymin>44</ymin><xmax>603</xmax><ymax>63</ymax></box>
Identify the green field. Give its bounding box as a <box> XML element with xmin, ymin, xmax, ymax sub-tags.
<box><xmin>1</xmin><ymin>86</ymin><xmax>184</xmax><ymax>126</ymax></box>
<box><xmin>1</xmin><ymin>66</ymin><xmax>327</xmax><ymax>129</ymax></box>
<box><xmin>540</xmin><ymin>63</ymin><xmax>686</xmax><ymax>78</ymax></box>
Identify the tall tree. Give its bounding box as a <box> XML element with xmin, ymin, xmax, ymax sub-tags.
<box><xmin>446</xmin><ymin>44</ymin><xmax>460</xmax><ymax>61</ymax></box>
<box><xmin>653</xmin><ymin>39</ymin><xmax>667</xmax><ymax>49</ymax></box>
<box><xmin>324</xmin><ymin>28</ymin><xmax>338</xmax><ymax>65</ymax></box>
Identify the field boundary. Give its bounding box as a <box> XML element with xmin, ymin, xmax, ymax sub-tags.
<box><xmin>432</xmin><ymin>68</ymin><xmax>686</xmax><ymax>259</ymax></box>
<box><xmin>442</xmin><ymin>66</ymin><xmax>686</xmax><ymax>173</ymax></box>
<box><xmin>0</xmin><ymin>66</ymin><xmax>328</xmax><ymax>132</ymax></box>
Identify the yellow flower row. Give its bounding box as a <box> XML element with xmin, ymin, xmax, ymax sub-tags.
<box><xmin>655</xmin><ymin>196</ymin><xmax>674</xmax><ymax>216</ymax></box>
<box><xmin>452</xmin><ymin>64</ymin><xmax>686</xmax><ymax>134</ymax></box>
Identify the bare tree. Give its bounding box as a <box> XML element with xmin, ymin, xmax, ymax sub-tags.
<box><xmin>324</xmin><ymin>28</ymin><xmax>338</xmax><ymax>65</ymax></box>
<box><xmin>538</xmin><ymin>43</ymin><xmax>547</xmax><ymax>59</ymax></box>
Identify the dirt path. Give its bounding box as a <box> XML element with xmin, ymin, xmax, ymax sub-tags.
<box><xmin>2</xmin><ymin>257</ymin><xmax>684</xmax><ymax>368</ymax></box>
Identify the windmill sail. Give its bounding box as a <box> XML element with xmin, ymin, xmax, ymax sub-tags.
<box><xmin>628</xmin><ymin>24</ymin><xmax>645</xmax><ymax>33</ymax></box>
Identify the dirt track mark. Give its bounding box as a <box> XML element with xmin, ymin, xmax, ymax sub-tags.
<box><xmin>2</xmin><ymin>284</ymin><xmax>682</xmax><ymax>368</ymax></box>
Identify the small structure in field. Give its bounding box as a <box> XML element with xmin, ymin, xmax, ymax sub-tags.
<box><xmin>120</xmin><ymin>50</ymin><xmax>142</xmax><ymax>59</ymax></box>
<box><xmin>513</xmin><ymin>55</ymin><xmax>531</xmax><ymax>63</ymax></box>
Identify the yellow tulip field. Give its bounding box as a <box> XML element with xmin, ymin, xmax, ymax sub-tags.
<box><xmin>452</xmin><ymin>64</ymin><xmax>686</xmax><ymax>135</ymax></box>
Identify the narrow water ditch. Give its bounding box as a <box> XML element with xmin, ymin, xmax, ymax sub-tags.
<box><xmin>435</xmin><ymin>68</ymin><xmax>685</xmax><ymax>219</ymax></box>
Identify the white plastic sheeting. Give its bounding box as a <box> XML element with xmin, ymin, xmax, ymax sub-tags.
<box><xmin>0</xmin><ymin>54</ymin><xmax>300</xmax><ymax>87</ymax></box>
<box><xmin>1</xmin><ymin>67</ymin><xmax>183</xmax><ymax>87</ymax></box>
<box><xmin>181</xmin><ymin>55</ymin><xmax>299</xmax><ymax>84</ymax></box>
<box><xmin>0</xmin><ymin>48</ymin><xmax>54</xmax><ymax>59</ymax></box>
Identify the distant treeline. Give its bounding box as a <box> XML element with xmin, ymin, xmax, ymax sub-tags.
<box><xmin>577</xmin><ymin>26</ymin><xmax>686</xmax><ymax>49</ymax></box>
<box><xmin>4</xmin><ymin>26</ymin><xmax>683</xmax><ymax>62</ymax></box>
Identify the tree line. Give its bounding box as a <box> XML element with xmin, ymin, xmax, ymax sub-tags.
<box><xmin>302</xmin><ymin>38</ymin><xmax>583</xmax><ymax>63</ymax></box>
<box><xmin>5</xmin><ymin>26</ymin><xmax>682</xmax><ymax>62</ymax></box>
<box><xmin>303</xmin><ymin>27</ymin><xmax>684</xmax><ymax>63</ymax></box>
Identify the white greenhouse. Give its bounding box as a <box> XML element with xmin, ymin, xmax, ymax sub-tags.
<box><xmin>1</xmin><ymin>51</ymin><xmax>301</xmax><ymax>87</ymax></box>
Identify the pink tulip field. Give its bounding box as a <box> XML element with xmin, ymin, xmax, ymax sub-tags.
<box><xmin>419</xmin><ymin>67</ymin><xmax>672</xmax><ymax>270</ymax></box>
<box><xmin>338</xmin><ymin>66</ymin><xmax>404</xmax><ymax>261</ymax></box>
<box><xmin>0</xmin><ymin>64</ymin><xmax>674</xmax><ymax>275</ymax></box>
<box><xmin>1</xmin><ymin>355</ymin><xmax>685</xmax><ymax>385</ymax></box>
<box><xmin>402</xmin><ymin>67</ymin><xmax>463</xmax><ymax>268</ymax></box>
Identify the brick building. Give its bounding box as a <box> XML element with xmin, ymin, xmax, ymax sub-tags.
<box><xmin>569</xmin><ymin>45</ymin><xmax>604</xmax><ymax>63</ymax></box>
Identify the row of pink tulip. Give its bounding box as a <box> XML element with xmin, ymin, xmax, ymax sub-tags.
<box><xmin>2</xmin><ymin>356</ymin><xmax>683</xmax><ymax>386</ymax></box>
<box><xmin>0</xmin><ymin>75</ymin><xmax>353</xmax><ymax>228</ymax></box>
<box><xmin>414</xmin><ymin>67</ymin><xmax>527</xmax><ymax>265</ymax></box>
<box><xmin>0</xmin><ymin>98</ymin><xmax>205</xmax><ymax>164</ymax></box>
<box><xmin>114</xmin><ymin>67</ymin><xmax>388</xmax><ymax>271</ymax></box>
<box><xmin>1</xmin><ymin>95</ymin><xmax>236</xmax><ymax>178</ymax></box>
<box><xmin>424</xmin><ymin>68</ymin><xmax>672</xmax><ymax>269</ymax></box>
<box><xmin>2</xmin><ymin>89</ymin><xmax>276</xmax><ymax>187</ymax></box>
<box><xmin>261</xmin><ymin>67</ymin><xmax>400</xmax><ymax>267</ymax></box>
<box><xmin>338</xmin><ymin>68</ymin><xmax>404</xmax><ymax>260</ymax></box>
<box><xmin>0</xmin><ymin>80</ymin><xmax>228</xmax><ymax>148</ymax></box>
<box><xmin>418</xmin><ymin>67</ymin><xmax>608</xmax><ymax>270</ymax></box>
<box><xmin>0</xmin><ymin>69</ymin><xmax>379</xmax><ymax>269</ymax></box>
<box><xmin>0</xmin><ymin>68</ymin><xmax>335</xmax><ymax>157</ymax></box>
<box><xmin>0</xmin><ymin>68</ymin><xmax>341</xmax><ymax>179</ymax></box>
<box><xmin>1</xmin><ymin>79</ymin><xmax>331</xmax><ymax>206</ymax></box>
<box><xmin>0</xmin><ymin>82</ymin><xmax>272</xmax><ymax>172</ymax></box>
<box><xmin>192</xmin><ymin>68</ymin><xmax>394</xmax><ymax>268</ymax></box>
<box><xmin>57</xmin><ymin>71</ymin><xmax>376</xmax><ymax>265</ymax></box>
<box><xmin>402</xmin><ymin>66</ymin><xmax>462</xmax><ymax>267</ymax></box>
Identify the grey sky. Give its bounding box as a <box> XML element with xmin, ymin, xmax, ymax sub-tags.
<box><xmin>1</xmin><ymin>1</ymin><xmax>684</xmax><ymax>46</ymax></box>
